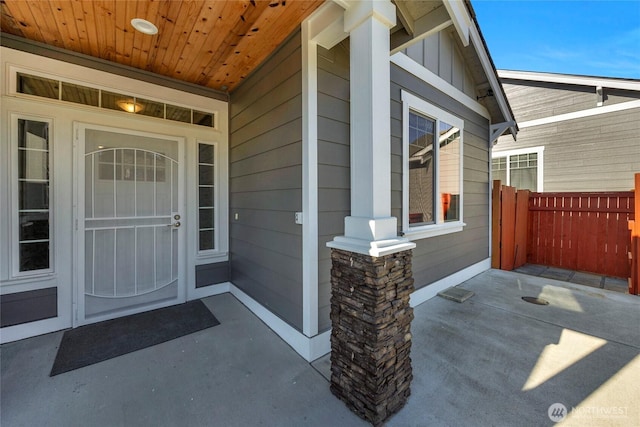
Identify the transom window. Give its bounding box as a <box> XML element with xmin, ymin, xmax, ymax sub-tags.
<box><xmin>402</xmin><ymin>90</ymin><xmax>464</xmax><ymax>239</ymax></box>
<box><xmin>14</xmin><ymin>71</ymin><xmax>216</xmax><ymax>128</ymax></box>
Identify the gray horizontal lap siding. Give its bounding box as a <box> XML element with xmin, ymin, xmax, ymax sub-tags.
<box><xmin>495</xmin><ymin>81</ymin><xmax>640</xmax><ymax>191</ymax></box>
<box><xmin>391</xmin><ymin>64</ymin><xmax>490</xmax><ymax>289</ymax></box>
<box><xmin>229</xmin><ymin>31</ymin><xmax>303</xmax><ymax>331</ymax></box>
<box><xmin>316</xmin><ymin>45</ymin><xmax>491</xmax><ymax>331</ymax></box>
<box><xmin>317</xmin><ymin>43</ymin><xmax>350</xmax><ymax>332</ymax></box>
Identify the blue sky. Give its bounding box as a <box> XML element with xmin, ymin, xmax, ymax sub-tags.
<box><xmin>472</xmin><ymin>1</ymin><xmax>640</xmax><ymax>79</ymax></box>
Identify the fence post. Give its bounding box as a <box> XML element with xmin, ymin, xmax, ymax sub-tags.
<box><xmin>491</xmin><ymin>180</ymin><xmax>501</xmax><ymax>269</ymax></box>
<box><xmin>630</xmin><ymin>173</ymin><xmax>640</xmax><ymax>295</ymax></box>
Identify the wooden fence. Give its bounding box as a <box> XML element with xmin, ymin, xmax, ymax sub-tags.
<box><xmin>528</xmin><ymin>191</ymin><xmax>634</xmax><ymax>279</ymax></box>
<box><xmin>491</xmin><ymin>181</ymin><xmax>529</xmax><ymax>271</ymax></box>
<box><xmin>492</xmin><ymin>175</ymin><xmax>639</xmax><ymax>293</ymax></box>
<box><xmin>629</xmin><ymin>174</ymin><xmax>640</xmax><ymax>294</ymax></box>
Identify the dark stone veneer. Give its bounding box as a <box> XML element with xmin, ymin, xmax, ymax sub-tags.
<box><xmin>329</xmin><ymin>248</ymin><xmax>414</xmax><ymax>426</ymax></box>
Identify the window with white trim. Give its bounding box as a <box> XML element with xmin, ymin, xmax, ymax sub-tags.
<box><xmin>197</xmin><ymin>142</ymin><xmax>217</xmax><ymax>253</ymax></box>
<box><xmin>402</xmin><ymin>90</ymin><xmax>464</xmax><ymax>239</ymax></box>
<box><xmin>492</xmin><ymin>146</ymin><xmax>544</xmax><ymax>191</ymax></box>
<box><xmin>13</xmin><ymin>116</ymin><xmax>53</xmax><ymax>274</ymax></box>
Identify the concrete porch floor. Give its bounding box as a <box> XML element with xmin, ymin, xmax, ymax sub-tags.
<box><xmin>2</xmin><ymin>269</ymin><xmax>639</xmax><ymax>426</ymax></box>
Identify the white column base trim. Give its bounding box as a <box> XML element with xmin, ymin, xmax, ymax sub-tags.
<box><xmin>327</xmin><ymin>236</ymin><xmax>416</xmax><ymax>257</ymax></box>
<box><xmin>229</xmin><ymin>284</ymin><xmax>331</xmax><ymax>362</ymax></box>
<box><xmin>410</xmin><ymin>258</ymin><xmax>491</xmax><ymax>307</ymax></box>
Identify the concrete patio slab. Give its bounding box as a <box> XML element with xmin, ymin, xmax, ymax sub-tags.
<box><xmin>2</xmin><ymin>270</ymin><xmax>639</xmax><ymax>426</ymax></box>
<box><xmin>604</xmin><ymin>277</ymin><xmax>629</xmax><ymax>293</ymax></box>
<box><xmin>569</xmin><ymin>271</ymin><xmax>603</xmax><ymax>289</ymax></box>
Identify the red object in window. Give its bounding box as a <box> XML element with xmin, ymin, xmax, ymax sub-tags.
<box><xmin>441</xmin><ymin>193</ymin><xmax>451</xmax><ymax>220</ymax></box>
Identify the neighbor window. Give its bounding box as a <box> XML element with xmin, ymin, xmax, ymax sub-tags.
<box><xmin>402</xmin><ymin>90</ymin><xmax>464</xmax><ymax>239</ymax></box>
<box><xmin>492</xmin><ymin>147</ymin><xmax>544</xmax><ymax>191</ymax></box>
<box><xmin>14</xmin><ymin>116</ymin><xmax>53</xmax><ymax>274</ymax></box>
<box><xmin>197</xmin><ymin>143</ymin><xmax>217</xmax><ymax>252</ymax></box>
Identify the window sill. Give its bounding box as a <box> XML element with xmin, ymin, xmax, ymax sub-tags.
<box><xmin>402</xmin><ymin>221</ymin><xmax>465</xmax><ymax>241</ymax></box>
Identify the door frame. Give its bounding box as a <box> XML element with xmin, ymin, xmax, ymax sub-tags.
<box><xmin>72</xmin><ymin>122</ymin><xmax>186</xmax><ymax>326</ymax></box>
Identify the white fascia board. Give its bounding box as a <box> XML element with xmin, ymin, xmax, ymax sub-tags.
<box><xmin>443</xmin><ymin>0</ymin><xmax>471</xmax><ymax>46</ymax></box>
<box><xmin>519</xmin><ymin>99</ymin><xmax>640</xmax><ymax>129</ymax></box>
<box><xmin>498</xmin><ymin>70</ymin><xmax>640</xmax><ymax>92</ymax></box>
<box><xmin>467</xmin><ymin>24</ymin><xmax>517</xmax><ymax>137</ymax></box>
<box><xmin>391</xmin><ymin>53</ymin><xmax>491</xmax><ymax>119</ymax></box>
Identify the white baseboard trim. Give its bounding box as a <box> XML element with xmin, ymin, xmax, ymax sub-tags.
<box><xmin>188</xmin><ymin>282</ymin><xmax>231</xmax><ymax>301</ymax></box>
<box><xmin>0</xmin><ymin>316</ymin><xmax>69</xmax><ymax>344</ymax></box>
<box><xmin>410</xmin><ymin>258</ymin><xmax>491</xmax><ymax>307</ymax></box>
<box><xmin>228</xmin><ymin>284</ymin><xmax>330</xmax><ymax>362</ymax></box>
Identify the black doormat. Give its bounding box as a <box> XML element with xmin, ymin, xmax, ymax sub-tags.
<box><xmin>50</xmin><ymin>300</ymin><xmax>219</xmax><ymax>376</ymax></box>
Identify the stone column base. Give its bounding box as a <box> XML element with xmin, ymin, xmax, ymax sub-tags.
<box><xmin>329</xmin><ymin>248</ymin><xmax>414</xmax><ymax>426</ymax></box>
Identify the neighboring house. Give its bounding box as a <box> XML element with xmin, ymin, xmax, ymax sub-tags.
<box><xmin>0</xmin><ymin>0</ymin><xmax>516</xmax><ymax>361</ymax></box>
<box><xmin>493</xmin><ymin>70</ymin><xmax>640</xmax><ymax>192</ymax></box>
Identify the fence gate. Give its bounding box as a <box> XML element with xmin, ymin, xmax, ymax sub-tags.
<box><xmin>527</xmin><ymin>192</ymin><xmax>633</xmax><ymax>279</ymax></box>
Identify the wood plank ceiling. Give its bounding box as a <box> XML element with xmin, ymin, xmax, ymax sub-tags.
<box><xmin>0</xmin><ymin>0</ymin><xmax>324</xmax><ymax>92</ymax></box>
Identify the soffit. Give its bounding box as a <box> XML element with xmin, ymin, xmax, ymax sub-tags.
<box><xmin>0</xmin><ymin>0</ymin><xmax>324</xmax><ymax>92</ymax></box>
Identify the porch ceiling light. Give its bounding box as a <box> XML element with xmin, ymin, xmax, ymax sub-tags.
<box><xmin>117</xmin><ymin>99</ymin><xmax>144</xmax><ymax>113</ymax></box>
<box><xmin>131</xmin><ymin>18</ymin><xmax>158</xmax><ymax>35</ymax></box>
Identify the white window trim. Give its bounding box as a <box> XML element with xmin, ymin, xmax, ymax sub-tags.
<box><xmin>492</xmin><ymin>146</ymin><xmax>544</xmax><ymax>192</ymax></box>
<box><xmin>10</xmin><ymin>113</ymin><xmax>55</xmax><ymax>279</ymax></box>
<box><xmin>196</xmin><ymin>141</ymin><xmax>220</xmax><ymax>257</ymax></box>
<box><xmin>401</xmin><ymin>90</ymin><xmax>465</xmax><ymax>240</ymax></box>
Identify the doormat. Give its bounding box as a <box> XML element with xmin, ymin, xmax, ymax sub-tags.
<box><xmin>50</xmin><ymin>300</ymin><xmax>219</xmax><ymax>376</ymax></box>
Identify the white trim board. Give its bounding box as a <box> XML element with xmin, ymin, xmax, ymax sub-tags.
<box><xmin>498</xmin><ymin>70</ymin><xmax>640</xmax><ymax>92</ymax></box>
<box><xmin>0</xmin><ymin>315</ymin><xmax>69</xmax><ymax>344</ymax></box>
<box><xmin>518</xmin><ymin>99</ymin><xmax>640</xmax><ymax>129</ymax></box>
<box><xmin>301</xmin><ymin>19</ymin><xmax>319</xmax><ymax>337</ymax></box>
<box><xmin>410</xmin><ymin>258</ymin><xmax>491</xmax><ymax>307</ymax></box>
<box><xmin>391</xmin><ymin>52</ymin><xmax>491</xmax><ymax>120</ymax></box>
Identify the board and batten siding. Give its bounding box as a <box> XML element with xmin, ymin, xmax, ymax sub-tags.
<box><xmin>403</xmin><ymin>29</ymin><xmax>476</xmax><ymax>99</ymax></box>
<box><xmin>317</xmin><ymin>42</ymin><xmax>351</xmax><ymax>332</ymax></box>
<box><xmin>495</xmin><ymin>81</ymin><xmax>640</xmax><ymax>191</ymax></box>
<box><xmin>391</xmin><ymin>64</ymin><xmax>491</xmax><ymax>289</ymax></box>
<box><xmin>229</xmin><ymin>31</ymin><xmax>304</xmax><ymax>331</ymax></box>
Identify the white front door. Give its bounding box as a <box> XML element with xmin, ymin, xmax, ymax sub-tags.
<box><xmin>76</xmin><ymin>124</ymin><xmax>185</xmax><ymax>324</ymax></box>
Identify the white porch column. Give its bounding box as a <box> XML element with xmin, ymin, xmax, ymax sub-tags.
<box><xmin>327</xmin><ymin>0</ymin><xmax>415</xmax><ymax>256</ymax></box>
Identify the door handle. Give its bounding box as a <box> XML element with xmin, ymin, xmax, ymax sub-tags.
<box><xmin>167</xmin><ymin>221</ymin><xmax>181</xmax><ymax>228</ymax></box>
